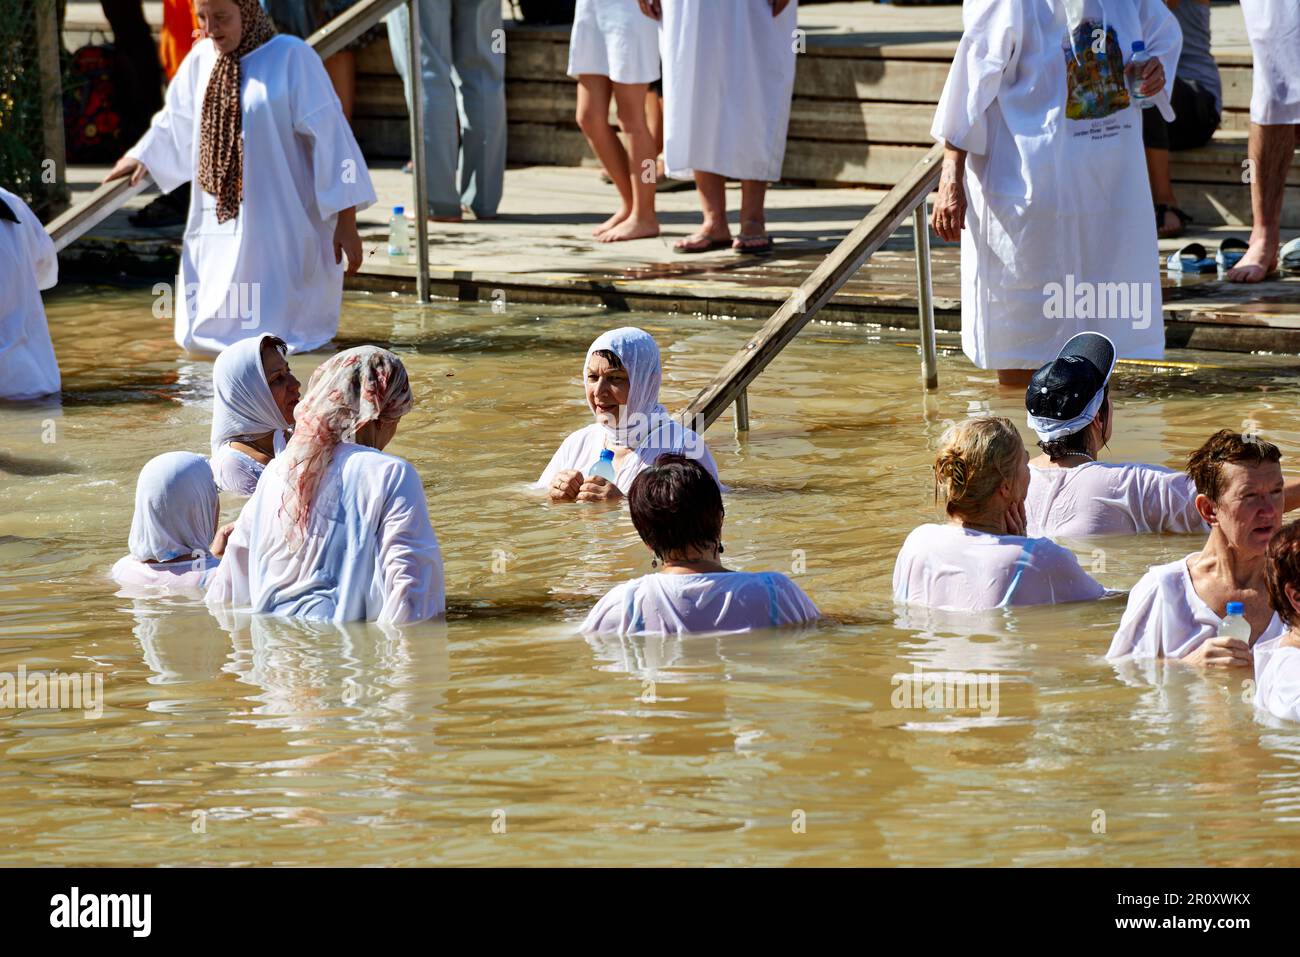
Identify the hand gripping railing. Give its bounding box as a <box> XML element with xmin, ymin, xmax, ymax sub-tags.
<box><xmin>44</xmin><ymin>0</ymin><xmax>433</xmax><ymax>302</ymax></box>
<box><xmin>676</xmin><ymin>141</ymin><xmax>944</xmax><ymax>435</ymax></box>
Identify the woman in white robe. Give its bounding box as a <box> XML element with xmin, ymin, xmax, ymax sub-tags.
<box><xmin>535</xmin><ymin>326</ymin><xmax>720</xmax><ymax>503</ymax></box>
<box><xmin>1109</xmin><ymin>430</ymin><xmax>1286</xmax><ymax>666</ymax></box>
<box><xmin>0</xmin><ymin>188</ymin><xmax>60</xmax><ymax>400</ymax></box>
<box><xmin>893</xmin><ymin>415</ymin><xmax>1107</xmax><ymax>611</ymax></box>
<box><xmin>206</xmin><ymin>346</ymin><xmax>444</xmax><ymax>624</ymax></box>
<box><xmin>1255</xmin><ymin>522</ymin><xmax>1300</xmax><ymax>722</ymax></box>
<box><xmin>104</xmin><ymin>0</ymin><xmax>376</xmax><ymax>354</ymax></box>
<box><xmin>645</xmin><ymin>0</ymin><xmax>796</xmax><ymax>253</ymax></box>
<box><xmin>209</xmin><ymin>333</ymin><xmax>299</xmax><ymax>495</ymax></box>
<box><xmin>111</xmin><ymin>451</ymin><xmax>222</xmax><ymax>597</ymax></box>
<box><xmin>930</xmin><ymin>0</ymin><xmax>1181</xmax><ymax>385</ymax></box>
<box><xmin>582</xmin><ymin>452</ymin><xmax>817</xmax><ymax>635</ymax></box>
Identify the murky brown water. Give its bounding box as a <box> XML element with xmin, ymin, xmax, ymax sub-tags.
<box><xmin>4</xmin><ymin>285</ymin><xmax>1300</xmax><ymax>865</ymax></box>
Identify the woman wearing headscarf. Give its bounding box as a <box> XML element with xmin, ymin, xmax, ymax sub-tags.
<box><xmin>205</xmin><ymin>346</ymin><xmax>444</xmax><ymax>624</ymax></box>
<box><xmin>103</xmin><ymin>0</ymin><xmax>376</xmax><ymax>355</ymax></box>
<box><xmin>111</xmin><ymin>452</ymin><xmax>222</xmax><ymax>597</ymax></box>
<box><xmin>930</xmin><ymin>0</ymin><xmax>1180</xmax><ymax>386</ymax></box>
<box><xmin>210</xmin><ymin>333</ymin><xmax>300</xmax><ymax>495</ymax></box>
<box><xmin>536</xmin><ymin>327</ymin><xmax>720</xmax><ymax>503</ymax></box>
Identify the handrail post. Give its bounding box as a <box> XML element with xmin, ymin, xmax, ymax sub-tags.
<box><xmin>407</xmin><ymin>0</ymin><xmax>431</xmax><ymax>303</ymax></box>
<box><xmin>733</xmin><ymin>388</ymin><xmax>749</xmax><ymax>433</ymax></box>
<box><xmin>912</xmin><ymin>202</ymin><xmax>938</xmax><ymax>391</ymax></box>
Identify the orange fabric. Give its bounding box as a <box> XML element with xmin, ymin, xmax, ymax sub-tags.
<box><xmin>159</xmin><ymin>0</ymin><xmax>200</xmax><ymax>80</ymax></box>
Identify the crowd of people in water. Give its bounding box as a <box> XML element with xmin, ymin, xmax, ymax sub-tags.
<box><xmin>5</xmin><ymin>0</ymin><xmax>1300</xmax><ymax>732</ymax></box>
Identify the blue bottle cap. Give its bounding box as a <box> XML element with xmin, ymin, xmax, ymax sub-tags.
<box><xmin>1131</xmin><ymin>40</ymin><xmax>1145</xmax><ymax>52</ymax></box>
<box><xmin>393</xmin><ymin>206</ymin><xmax>404</xmax><ymax>215</ymax></box>
<box><xmin>1226</xmin><ymin>601</ymin><xmax>1244</xmax><ymax>616</ymax></box>
<box><xmin>599</xmin><ymin>449</ymin><xmax>614</xmax><ymax>461</ymax></box>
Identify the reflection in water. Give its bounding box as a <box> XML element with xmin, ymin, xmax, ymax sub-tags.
<box><xmin>3</xmin><ymin>287</ymin><xmax>1300</xmax><ymax>864</ymax></box>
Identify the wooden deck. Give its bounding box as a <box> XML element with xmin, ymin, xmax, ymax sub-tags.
<box><xmin>53</xmin><ymin>1</ymin><xmax>1300</xmax><ymax>354</ymax></box>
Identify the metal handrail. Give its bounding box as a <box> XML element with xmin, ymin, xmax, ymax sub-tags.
<box><xmin>45</xmin><ymin>0</ymin><xmax>432</xmax><ymax>302</ymax></box>
<box><xmin>677</xmin><ymin>142</ymin><xmax>944</xmax><ymax>435</ymax></box>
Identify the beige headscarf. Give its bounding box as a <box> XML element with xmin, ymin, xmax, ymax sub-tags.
<box><xmin>278</xmin><ymin>347</ymin><xmax>415</xmax><ymax>550</ymax></box>
<box><xmin>197</xmin><ymin>0</ymin><xmax>277</xmax><ymax>224</ymax></box>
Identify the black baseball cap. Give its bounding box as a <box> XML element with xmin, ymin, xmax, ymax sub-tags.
<box><xmin>1025</xmin><ymin>332</ymin><xmax>1116</xmax><ymax>442</ymax></box>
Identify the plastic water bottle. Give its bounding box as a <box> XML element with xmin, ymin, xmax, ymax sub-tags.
<box><xmin>588</xmin><ymin>449</ymin><xmax>617</xmax><ymax>484</ymax></box>
<box><xmin>1218</xmin><ymin>601</ymin><xmax>1250</xmax><ymax>642</ymax></box>
<box><xmin>387</xmin><ymin>206</ymin><xmax>408</xmax><ymax>261</ymax></box>
<box><xmin>1126</xmin><ymin>41</ymin><xmax>1152</xmax><ymax>101</ymax></box>
<box><xmin>1125</xmin><ymin>40</ymin><xmax>1175</xmax><ymax>121</ymax></box>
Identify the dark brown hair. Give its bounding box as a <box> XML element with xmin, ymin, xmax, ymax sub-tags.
<box><xmin>1186</xmin><ymin>429</ymin><xmax>1281</xmax><ymax>502</ymax></box>
<box><xmin>588</xmin><ymin>348</ymin><xmax>623</xmax><ymax>371</ymax></box>
<box><xmin>1267</xmin><ymin>522</ymin><xmax>1300</xmax><ymax>628</ymax></box>
<box><xmin>628</xmin><ymin>453</ymin><xmax>723</xmax><ymax>560</ymax></box>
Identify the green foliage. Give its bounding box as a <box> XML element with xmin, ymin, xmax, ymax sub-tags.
<box><xmin>0</xmin><ymin>0</ymin><xmax>55</xmax><ymax>210</ymax></box>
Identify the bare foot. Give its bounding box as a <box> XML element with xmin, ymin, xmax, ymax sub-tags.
<box><xmin>673</xmin><ymin>229</ymin><xmax>732</xmax><ymax>253</ymax></box>
<box><xmin>598</xmin><ymin>217</ymin><xmax>660</xmax><ymax>242</ymax></box>
<box><xmin>593</xmin><ymin>208</ymin><xmax>631</xmax><ymax>237</ymax></box>
<box><xmin>1226</xmin><ymin>237</ymin><xmax>1279</xmax><ymax>283</ymax></box>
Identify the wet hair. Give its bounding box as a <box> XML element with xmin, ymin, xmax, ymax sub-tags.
<box><xmin>1185</xmin><ymin>429</ymin><xmax>1281</xmax><ymax>503</ymax></box>
<box><xmin>587</xmin><ymin>348</ymin><xmax>624</xmax><ymax>372</ymax></box>
<box><xmin>260</xmin><ymin>335</ymin><xmax>288</xmax><ymax>364</ymax></box>
<box><xmin>1037</xmin><ymin>384</ymin><xmax>1110</xmax><ymax>460</ymax></box>
<box><xmin>1267</xmin><ymin>522</ymin><xmax>1300</xmax><ymax>628</ymax></box>
<box><xmin>627</xmin><ymin>453</ymin><xmax>723</xmax><ymax>560</ymax></box>
<box><xmin>934</xmin><ymin>416</ymin><xmax>1023</xmax><ymax>518</ymax></box>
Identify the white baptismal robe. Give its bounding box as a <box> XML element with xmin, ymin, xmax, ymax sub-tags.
<box><xmin>210</xmin><ymin>444</ymin><xmax>270</xmax><ymax>497</ymax></box>
<box><xmin>1107</xmin><ymin>555</ymin><xmax>1285</xmax><ymax>660</ymax></box>
<box><xmin>932</xmin><ymin>0</ymin><xmax>1180</xmax><ymax>369</ymax></box>
<box><xmin>0</xmin><ymin>187</ymin><xmax>60</xmax><ymax>400</ymax></box>
<box><xmin>1256</xmin><ymin>643</ymin><xmax>1300</xmax><ymax>723</ymax></box>
<box><xmin>206</xmin><ymin>444</ymin><xmax>445</xmax><ymax>624</ymax></box>
<box><xmin>111</xmin><ymin>555</ymin><xmax>220</xmax><ymax>598</ymax></box>
<box><xmin>893</xmin><ymin>523</ymin><xmax>1107</xmax><ymax>611</ymax></box>
<box><xmin>659</xmin><ymin>0</ymin><xmax>797</xmax><ymax>182</ymax></box>
<box><xmin>581</xmin><ymin>570</ymin><xmax>819</xmax><ymax>636</ymax></box>
<box><xmin>1025</xmin><ymin>462</ymin><xmax>1207</xmax><ymax>538</ymax></box>
<box><xmin>1241</xmin><ymin>0</ymin><xmax>1300</xmax><ymax>125</ymax></box>
<box><xmin>535</xmin><ymin>420</ymin><xmax>721</xmax><ymax>495</ymax></box>
<box><xmin>127</xmin><ymin>36</ymin><xmax>376</xmax><ymax>354</ymax></box>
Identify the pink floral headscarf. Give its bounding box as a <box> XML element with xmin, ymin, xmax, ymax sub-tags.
<box><xmin>279</xmin><ymin>346</ymin><xmax>413</xmax><ymax>549</ymax></box>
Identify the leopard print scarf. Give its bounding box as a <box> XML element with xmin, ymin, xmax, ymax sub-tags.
<box><xmin>197</xmin><ymin>0</ymin><xmax>277</xmax><ymax>224</ymax></box>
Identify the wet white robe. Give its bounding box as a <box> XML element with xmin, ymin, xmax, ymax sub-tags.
<box><xmin>893</xmin><ymin>523</ymin><xmax>1107</xmax><ymax>611</ymax></box>
<box><xmin>568</xmin><ymin>0</ymin><xmax>661</xmax><ymax>84</ymax></box>
<box><xmin>1255</xmin><ymin>642</ymin><xmax>1300</xmax><ymax>722</ymax></box>
<box><xmin>1241</xmin><ymin>0</ymin><xmax>1300</xmax><ymax>125</ymax></box>
<box><xmin>581</xmin><ymin>570</ymin><xmax>819</xmax><ymax>635</ymax></box>
<box><xmin>931</xmin><ymin>0</ymin><xmax>1180</xmax><ymax>369</ymax></box>
<box><xmin>111</xmin><ymin>555</ymin><xmax>219</xmax><ymax>598</ymax></box>
<box><xmin>536</xmin><ymin>421</ymin><xmax>721</xmax><ymax>495</ymax></box>
<box><xmin>659</xmin><ymin>0</ymin><xmax>797</xmax><ymax>182</ymax></box>
<box><xmin>1025</xmin><ymin>462</ymin><xmax>1206</xmax><ymax>538</ymax></box>
<box><xmin>1107</xmin><ymin>554</ymin><xmax>1285</xmax><ymax>660</ymax></box>
<box><xmin>0</xmin><ymin>188</ymin><xmax>60</xmax><ymax>399</ymax></box>
<box><xmin>206</xmin><ymin>443</ymin><xmax>445</xmax><ymax>624</ymax></box>
<box><xmin>126</xmin><ymin>35</ymin><xmax>376</xmax><ymax>355</ymax></box>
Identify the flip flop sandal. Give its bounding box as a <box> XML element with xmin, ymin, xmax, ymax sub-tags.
<box><xmin>732</xmin><ymin>234</ymin><xmax>774</xmax><ymax>255</ymax></box>
<box><xmin>1216</xmin><ymin>236</ymin><xmax>1249</xmax><ymax>270</ymax></box>
<box><xmin>1281</xmin><ymin>237</ymin><xmax>1300</xmax><ymax>273</ymax></box>
<box><xmin>673</xmin><ymin>235</ymin><xmax>732</xmax><ymax>254</ymax></box>
<box><xmin>1166</xmin><ymin>242</ymin><xmax>1216</xmax><ymax>273</ymax></box>
<box><xmin>1155</xmin><ymin>203</ymin><xmax>1192</xmax><ymax>239</ymax></box>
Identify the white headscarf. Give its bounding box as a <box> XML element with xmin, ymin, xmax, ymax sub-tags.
<box><xmin>127</xmin><ymin>452</ymin><xmax>220</xmax><ymax>563</ymax></box>
<box><xmin>210</xmin><ymin>334</ymin><xmax>292</xmax><ymax>456</ymax></box>
<box><xmin>585</xmin><ymin>327</ymin><xmax>673</xmax><ymax>450</ymax></box>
